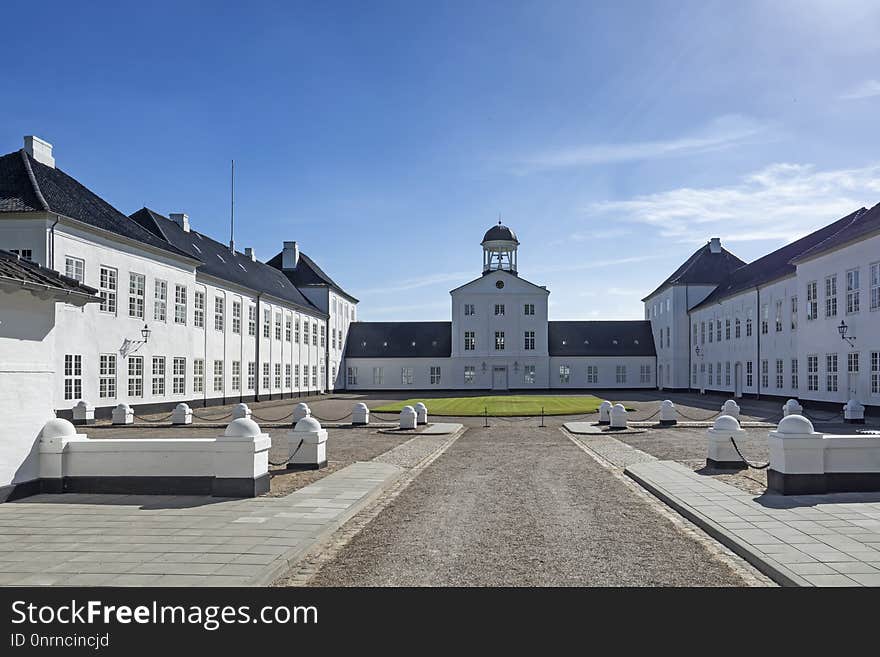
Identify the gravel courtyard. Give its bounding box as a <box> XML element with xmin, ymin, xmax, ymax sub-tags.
<box><xmin>307</xmin><ymin>424</ymin><xmax>753</xmax><ymax>586</ymax></box>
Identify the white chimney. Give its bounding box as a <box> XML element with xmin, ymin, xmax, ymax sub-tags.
<box><xmin>709</xmin><ymin>237</ymin><xmax>721</xmax><ymax>253</ymax></box>
<box><xmin>282</xmin><ymin>241</ymin><xmax>299</xmax><ymax>269</ymax></box>
<box><xmin>23</xmin><ymin>135</ymin><xmax>55</xmax><ymax>168</ymax></box>
<box><xmin>170</xmin><ymin>213</ymin><xmax>190</xmax><ymax>233</ymax></box>
<box><xmin>244</xmin><ymin>247</ymin><xmax>256</xmax><ymax>262</ymax></box>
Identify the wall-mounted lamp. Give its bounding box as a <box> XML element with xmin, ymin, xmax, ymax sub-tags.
<box><xmin>838</xmin><ymin>320</ymin><xmax>856</xmax><ymax>349</ymax></box>
<box><xmin>119</xmin><ymin>323</ymin><xmax>151</xmax><ymax>358</ymax></box>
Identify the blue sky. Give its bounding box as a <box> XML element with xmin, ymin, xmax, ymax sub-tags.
<box><xmin>3</xmin><ymin>1</ymin><xmax>880</xmax><ymax>320</ymax></box>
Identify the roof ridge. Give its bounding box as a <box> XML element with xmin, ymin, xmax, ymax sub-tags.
<box><xmin>789</xmin><ymin>207</ymin><xmax>866</xmax><ymax>263</ymax></box>
<box><xmin>18</xmin><ymin>149</ymin><xmax>49</xmax><ymax>211</ymax></box>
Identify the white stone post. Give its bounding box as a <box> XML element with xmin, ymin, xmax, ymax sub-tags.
<box><xmin>72</xmin><ymin>401</ymin><xmax>95</xmax><ymax>426</ymax></box>
<box><xmin>706</xmin><ymin>415</ymin><xmax>747</xmax><ymax>470</ymax></box>
<box><xmin>598</xmin><ymin>400</ymin><xmax>613</xmax><ymax>425</ymax></box>
<box><xmin>767</xmin><ymin>415</ymin><xmax>823</xmax><ymax>495</ymax></box>
<box><xmin>400</xmin><ymin>405</ymin><xmax>417</xmax><ymax>430</ymax></box>
<box><xmin>286</xmin><ymin>417</ymin><xmax>328</xmax><ymax>470</ymax></box>
<box><xmin>352</xmin><ymin>403</ymin><xmax>370</xmax><ymax>425</ymax></box>
<box><xmin>844</xmin><ymin>399</ymin><xmax>865</xmax><ymax>424</ymax></box>
<box><xmin>721</xmin><ymin>399</ymin><xmax>740</xmax><ymax>421</ymax></box>
<box><xmin>659</xmin><ymin>400</ymin><xmax>677</xmax><ymax>426</ymax></box>
<box><xmin>231</xmin><ymin>403</ymin><xmax>251</xmax><ymax>420</ymax></box>
<box><xmin>111</xmin><ymin>403</ymin><xmax>134</xmax><ymax>425</ymax></box>
<box><xmin>609</xmin><ymin>403</ymin><xmax>628</xmax><ymax>430</ymax></box>
<box><xmin>213</xmin><ymin>418</ymin><xmax>271</xmax><ymax>497</ymax></box>
<box><xmin>414</xmin><ymin>402</ymin><xmax>428</xmax><ymax>425</ymax></box>
<box><xmin>293</xmin><ymin>402</ymin><xmax>311</xmax><ymax>423</ymax></box>
<box><xmin>171</xmin><ymin>403</ymin><xmax>193</xmax><ymax>425</ymax></box>
<box><xmin>38</xmin><ymin>418</ymin><xmax>85</xmax><ymax>493</ymax></box>
<box><xmin>782</xmin><ymin>399</ymin><xmax>803</xmax><ymax>417</ymax></box>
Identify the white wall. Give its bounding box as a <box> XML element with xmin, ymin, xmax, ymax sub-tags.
<box><xmin>549</xmin><ymin>356</ymin><xmax>656</xmax><ymax>389</ymax></box>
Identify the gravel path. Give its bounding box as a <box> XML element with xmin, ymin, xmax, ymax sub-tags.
<box><xmin>307</xmin><ymin>425</ymin><xmax>750</xmax><ymax>586</ymax></box>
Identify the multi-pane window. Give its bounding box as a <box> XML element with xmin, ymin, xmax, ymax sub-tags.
<box><xmin>262</xmin><ymin>363</ymin><xmax>270</xmax><ymax>390</ymax></box>
<box><xmin>152</xmin><ymin>357</ymin><xmax>165</xmax><ymax>395</ymax></box>
<box><xmin>214</xmin><ymin>297</ymin><xmax>224</xmax><ymax>331</ymax></box>
<box><xmin>154</xmin><ymin>280</ymin><xmax>167</xmax><ymax>321</ymax></box>
<box><xmin>232</xmin><ymin>361</ymin><xmax>241</xmax><ymax>391</ymax></box>
<box><xmin>285</xmin><ymin>364</ymin><xmax>291</xmax><ymax>388</ymax></box>
<box><xmin>708</xmin><ymin>363</ymin><xmax>713</xmax><ymax>386</ymax></box>
<box><xmin>790</xmin><ymin>296</ymin><xmax>798</xmax><ymax>330</ymax></box>
<box><xmin>559</xmin><ymin>365</ymin><xmax>570</xmax><ymax>384</ymax></box>
<box><xmin>232</xmin><ymin>301</ymin><xmax>241</xmax><ymax>334</ymax></box>
<box><xmin>129</xmin><ymin>273</ymin><xmax>145</xmax><ymax>318</ymax></box>
<box><xmin>524</xmin><ymin>365</ymin><xmax>536</xmax><ymax>384</ymax></box>
<box><xmin>331</xmin><ymin>328</ymin><xmax>336</xmax><ymax>350</ymax></box>
<box><xmin>700</xmin><ymin>321</ymin><xmax>706</xmax><ymax>344</ymax></box>
<box><xmin>128</xmin><ymin>356</ymin><xmax>144</xmax><ymax>397</ymax></box>
<box><xmin>312</xmin><ymin>322</ymin><xmax>318</xmax><ymax>346</ymax></box>
<box><xmin>464</xmin><ymin>304</ymin><xmax>475</xmax><ymax>316</ymax></box>
<box><xmin>616</xmin><ymin>365</ymin><xmax>627</xmax><ymax>384</ymax></box>
<box><xmin>826</xmin><ymin>354</ymin><xmax>838</xmax><ymax>392</ymax></box>
<box><xmin>64</xmin><ymin>354</ymin><xmax>82</xmax><ymax>400</ymax></box>
<box><xmin>640</xmin><ymin>364</ymin><xmax>652</xmax><ymax>384</ymax></box>
<box><xmin>294</xmin><ymin>364</ymin><xmax>300</xmax><ymax>388</ymax></box>
<box><xmin>725</xmin><ymin>319</ymin><xmax>731</xmax><ymax>340</ymax></box>
<box><xmin>524</xmin><ymin>331</ymin><xmax>535</xmax><ymax>350</ymax></box>
<box><xmin>401</xmin><ymin>367</ymin><xmax>413</xmax><ymax>385</ymax></box>
<box><xmin>871</xmin><ymin>263</ymin><xmax>880</xmax><ymax>311</ymax></box>
<box><xmin>692</xmin><ymin>364</ymin><xmax>698</xmax><ymax>385</ymax></box>
<box><xmin>263</xmin><ymin>309</ymin><xmax>271</xmax><ymax>338</ymax></box>
<box><xmin>524</xmin><ymin>303</ymin><xmax>535</xmax><ymax>316</ymax></box>
<box><xmin>735</xmin><ymin>318</ymin><xmax>741</xmax><ymax>339</ymax></box>
<box><xmin>193</xmin><ymin>359</ymin><xmax>204</xmax><ymax>393</ymax></box>
<box><xmin>11</xmin><ymin>248</ymin><xmax>32</xmax><ymax>260</ymax></box>
<box><xmin>274</xmin><ymin>363</ymin><xmax>282</xmax><ymax>389</ymax></box>
<box><xmin>495</xmin><ymin>331</ymin><xmax>505</xmax><ymax>350</ymax></box>
<box><xmin>586</xmin><ymin>365</ymin><xmax>598</xmax><ymax>384</ymax></box>
<box><xmin>775</xmin><ymin>300</ymin><xmax>783</xmax><ymax>332</ymax></box>
<box><xmin>776</xmin><ymin>359</ymin><xmax>784</xmax><ymax>389</ymax></box>
<box><xmin>248</xmin><ymin>362</ymin><xmax>256</xmax><ymax>390</ymax></box>
<box><xmin>494</xmin><ymin>304</ymin><xmax>505</xmax><ymax>316</ymax></box>
<box><xmin>213</xmin><ymin>360</ymin><xmax>224</xmax><ymax>392</ymax></box>
<box><xmin>275</xmin><ymin>313</ymin><xmax>282</xmax><ymax>340</ymax></box>
<box><xmin>807</xmin><ymin>355</ymin><xmax>819</xmax><ymax>391</ymax></box>
<box><xmin>99</xmin><ymin>354</ymin><xmax>116</xmax><ymax>399</ymax></box>
<box><xmin>372</xmin><ymin>367</ymin><xmax>384</xmax><ymax>385</ymax></box>
<box><xmin>725</xmin><ymin>362</ymin><xmax>731</xmax><ymax>387</ymax></box>
<box><xmin>311</xmin><ymin>365</ymin><xmax>318</xmax><ymax>388</ymax></box>
<box><xmin>746</xmin><ymin>361</ymin><xmax>753</xmax><ymax>388</ymax></box>
<box><xmin>848</xmin><ymin>352</ymin><xmax>859</xmax><ymax>376</ymax></box>
<box><xmin>825</xmin><ymin>275</ymin><xmax>838</xmax><ymax>318</ymax></box>
<box><xmin>716</xmin><ymin>320</ymin><xmax>722</xmax><ymax>342</ymax></box>
<box><xmin>746</xmin><ymin>310</ymin><xmax>753</xmax><ymax>337</ymax></box>
<box><xmin>347</xmin><ymin>366</ymin><xmax>358</xmax><ymax>386</ymax></box>
<box><xmin>761</xmin><ymin>360</ymin><xmax>768</xmax><ymax>389</ymax></box>
<box><xmin>716</xmin><ymin>362</ymin><xmax>721</xmax><ymax>387</ymax></box>
<box><xmin>320</xmin><ymin>325</ymin><xmax>326</xmax><ymax>347</ymax></box>
<box><xmin>294</xmin><ymin>317</ymin><xmax>301</xmax><ymax>343</ymax></box>
<box><xmin>99</xmin><ymin>267</ymin><xmax>117</xmax><ymax>313</ymax></box>
<box><xmin>430</xmin><ymin>366</ymin><xmax>441</xmax><ymax>385</ymax></box>
<box><xmin>173</xmin><ymin>358</ymin><xmax>185</xmax><ymax>394</ymax></box>
<box><xmin>708</xmin><ymin>322</ymin><xmax>713</xmax><ymax>343</ymax></box>
<box><xmin>303</xmin><ymin>321</ymin><xmax>310</xmax><ymax>345</ymax></box>
<box><xmin>65</xmin><ymin>256</ymin><xmax>84</xmax><ymax>282</ymax></box>
<box><xmin>464</xmin><ymin>331</ymin><xmax>475</xmax><ymax>351</ymax></box>
<box><xmin>806</xmin><ymin>281</ymin><xmax>818</xmax><ymax>320</ymax></box>
<box><xmin>791</xmin><ymin>358</ymin><xmax>799</xmax><ymax>390</ymax></box>
<box><xmin>665</xmin><ymin>327</ymin><xmax>670</xmax><ymax>348</ymax></box>
<box><xmin>846</xmin><ymin>269</ymin><xmax>860</xmax><ymax>314</ymax></box>
<box><xmin>285</xmin><ymin>317</ymin><xmax>292</xmax><ymax>342</ymax></box>
<box><xmin>872</xmin><ymin>352</ymin><xmax>880</xmax><ymax>394</ymax></box>
<box><xmin>693</xmin><ymin>323</ymin><xmax>698</xmax><ymax>345</ymax></box>
<box><xmin>174</xmin><ymin>285</ymin><xmax>186</xmax><ymax>324</ymax></box>
<box><xmin>194</xmin><ymin>291</ymin><xmax>205</xmax><ymax>328</ymax></box>
<box><xmin>248</xmin><ymin>306</ymin><xmax>256</xmax><ymax>336</ymax></box>
<box><xmin>761</xmin><ymin>304</ymin><xmax>769</xmax><ymax>335</ymax></box>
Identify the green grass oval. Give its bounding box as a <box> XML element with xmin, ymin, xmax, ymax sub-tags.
<box><xmin>371</xmin><ymin>395</ymin><xmax>603</xmax><ymax>417</ymax></box>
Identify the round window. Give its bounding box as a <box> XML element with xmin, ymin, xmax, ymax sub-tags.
<box><xmin>495</xmin><ymin>280</ymin><xmax>505</xmax><ymax>289</ymax></box>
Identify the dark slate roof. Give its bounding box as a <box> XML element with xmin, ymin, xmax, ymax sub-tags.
<box><xmin>0</xmin><ymin>249</ymin><xmax>98</xmax><ymax>298</ymax></box>
<box><xmin>791</xmin><ymin>202</ymin><xmax>880</xmax><ymax>263</ymax></box>
<box><xmin>266</xmin><ymin>250</ymin><xmax>358</xmax><ymax>302</ymax></box>
<box><xmin>548</xmin><ymin>321</ymin><xmax>656</xmax><ymax>357</ymax></box>
<box><xmin>642</xmin><ymin>241</ymin><xmax>745</xmax><ymax>301</ymax></box>
<box><xmin>345</xmin><ymin>322</ymin><xmax>452</xmax><ymax>358</ymax></box>
<box><xmin>691</xmin><ymin>206</ymin><xmax>874</xmax><ymax>311</ymax></box>
<box><xmin>482</xmin><ymin>222</ymin><xmax>519</xmax><ymax>244</ymax></box>
<box><xmin>0</xmin><ymin>150</ymin><xmax>194</xmax><ymax>261</ymax></box>
<box><xmin>130</xmin><ymin>208</ymin><xmax>324</xmax><ymax>316</ymax></box>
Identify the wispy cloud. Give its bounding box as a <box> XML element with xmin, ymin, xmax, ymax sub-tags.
<box><xmin>840</xmin><ymin>79</ymin><xmax>880</xmax><ymax>100</ymax></box>
<box><xmin>358</xmin><ymin>271</ymin><xmax>471</xmax><ymax>296</ymax></box>
<box><xmin>591</xmin><ymin>162</ymin><xmax>880</xmax><ymax>245</ymax></box>
<box><xmin>511</xmin><ymin>115</ymin><xmax>771</xmax><ymax>174</ymax></box>
<box><xmin>532</xmin><ymin>254</ymin><xmax>662</xmax><ymax>275</ymax></box>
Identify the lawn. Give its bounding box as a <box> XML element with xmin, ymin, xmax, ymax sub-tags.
<box><xmin>371</xmin><ymin>395</ymin><xmax>603</xmax><ymax>417</ymax></box>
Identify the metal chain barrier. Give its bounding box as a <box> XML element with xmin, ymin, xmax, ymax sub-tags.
<box><xmin>268</xmin><ymin>439</ymin><xmax>304</xmax><ymax>467</ymax></box>
<box><xmin>133</xmin><ymin>412</ymin><xmax>174</xmax><ymax>423</ymax></box>
<box><xmin>729</xmin><ymin>437</ymin><xmax>770</xmax><ymax>470</ymax></box>
<box><xmin>676</xmin><ymin>408</ymin><xmax>722</xmax><ymax>422</ymax></box>
<box><xmin>802</xmin><ymin>410</ymin><xmax>844</xmax><ymax>422</ymax></box>
<box><xmin>190</xmin><ymin>411</ymin><xmax>233</xmax><ymax>421</ymax></box>
<box><xmin>631</xmin><ymin>407</ymin><xmax>663</xmax><ymax>422</ymax></box>
<box><xmin>310</xmin><ymin>412</ymin><xmax>353</xmax><ymax>423</ymax></box>
<box><xmin>250</xmin><ymin>411</ymin><xmax>294</xmax><ymax>423</ymax></box>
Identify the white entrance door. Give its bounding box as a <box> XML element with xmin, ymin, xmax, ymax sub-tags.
<box><xmin>492</xmin><ymin>366</ymin><xmax>508</xmax><ymax>391</ymax></box>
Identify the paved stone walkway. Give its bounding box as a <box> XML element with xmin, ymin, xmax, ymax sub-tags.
<box><xmin>0</xmin><ymin>462</ymin><xmax>401</xmax><ymax>586</ymax></box>
<box><xmin>626</xmin><ymin>460</ymin><xmax>880</xmax><ymax>586</ymax></box>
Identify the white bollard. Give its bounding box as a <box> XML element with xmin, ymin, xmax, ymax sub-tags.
<box><xmin>111</xmin><ymin>403</ymin><xmax>133</xmax><ymax>425</ymax></box>
<box><xmin>399</xmin><ymin>405</ymin><xmax>417</xmax><ymax>430</ymax></box>
<box><xmin>286</xmin><ymin>416</ymin><xmax>328</xmax><ymax>470</ymax></box>
<box><xmin>414</xmin><ymin>402</ymin><xmax>428</xmax><ymax>425</ymax></box>
<box><xmin>171</xmin><ymin>403</ymin><xmax>192</xmax><ymax>425</ymax></box>
<box><xmin>844</xmin><ymin>399</ymin><xmax>865</xmax><ymax>424</ymax></box>
<box><xmin>231</xmin><ymin>403</ymin><xmax>251</xmax><ymax>420</ymax></box>
<box><xmin>706</xmin><ymin>415</ymin><xmax>747</xmax><ymax>470</ymax></box>
<box><xmin>659</xmin><ymin>400</ymin><xmax>677</xmax><ymax>426</ymax></box>
<box><xmin>721</xmin><ymin>399</ymin><xmax>740</xmax><ymax>421</ymax></box>
<box><xmin>72</xmin><ymin>401</ymin><xmax>95</xmax><ymax>426</ymax></box>
<box><xmin>38</xmin><ymin>418</ymin><xmax>84</xmax><ymax>492</ymax></box>
<box><xmin>783</xmin><ymin>399</ymin><xmax>803</xmax><ymax>417</ymax></box>
<box><xmin>215</xmin><ymin>418</ymin><xmax>271</xmax><ymax>496</ymax></box>
<box><xmin>352</xmin><ymin>402</ymin><xmax>370</xmax><ymax>426</ymax></box>
<box><xmin>609</xmin><ymin>403</ymin><xmax>628</xmax><ymax>430</ymax></box>
<box><xmin>767</xmin><ymin>415</ymin><xmax>822</xmax><ymax>494</ymax></box>
<box><xmin>598</xmin><ymin>400</ymin><xmax>613</xmax><ymax>425</ymax></box>
<box><xmin>293</xmin><ymin>402</ymin><xmax>311</xmax><ymax>423</ymax></box>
